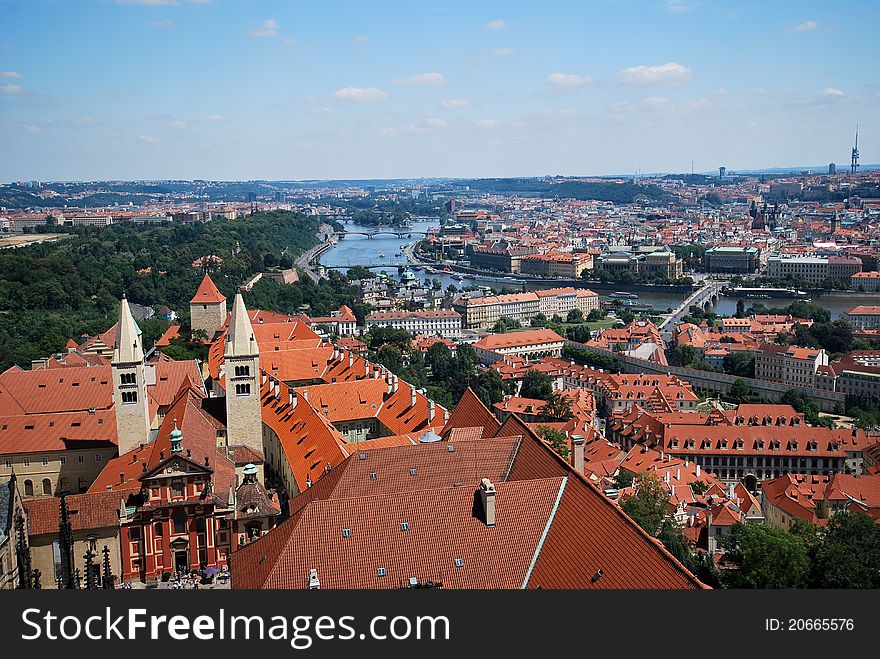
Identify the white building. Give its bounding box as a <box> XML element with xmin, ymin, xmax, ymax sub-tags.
<box><xmin>365</xmin><ymin>309</ymin><xmax>462</xmax><ymax>338</ymax></box>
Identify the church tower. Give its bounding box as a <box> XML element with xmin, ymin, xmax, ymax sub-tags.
<box><xmin>189</xmin><ymin>274</ymin><xmax>227</xmax><ymax>340</ymax></box>
<box><xmin>112</xmin><ymin>295</ymin><xmax>151</xmax><ymax>456</ymax></box>
<box><xmin>224</xmin><ymin>292</ymin><xmax>263</xmax><ymax>454</ymax></box>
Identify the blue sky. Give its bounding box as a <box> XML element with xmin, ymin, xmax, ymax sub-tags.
<box><xmin>0</xmin><ymin>0</ymin><xmax>877</xmax><ymax>181</ymax></box>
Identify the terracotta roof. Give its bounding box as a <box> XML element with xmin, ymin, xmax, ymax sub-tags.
<box><xmin>442</xmin><ymin>388</ymin><xmax>501</xmax><ymax>438</ymax></box>
<box><xmin>25</xmin><ymin>490</ymin><xmax>122</xmax><ymax>536</ymax></box>
<box><xmin>190</xmin><ymin>274</ymin><xmax>226</xmax><ymax>305</ymax></box>
<box><xmin>0</xmin><ymin>410</ymin><xmax>117</xmax><ymax>455</ymax></box>
<box><xmin>474</xmin><ymin>329</ymin><xmax>565</xmax><ymax>352</ymax></box>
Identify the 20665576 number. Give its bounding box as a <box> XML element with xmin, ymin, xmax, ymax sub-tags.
<box><xmin>766</xmin><ymin>618</ymin><xmax>854</xmax><ymax>631</ymax></box>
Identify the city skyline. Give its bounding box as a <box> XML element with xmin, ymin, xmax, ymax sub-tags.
<box><xmin>1</xmin><ymin>0</ymin><xmax>878</xmax><ymax>181</ymax></box>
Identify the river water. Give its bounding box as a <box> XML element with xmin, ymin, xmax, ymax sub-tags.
<box><xmin>319</xmin><ymin>220</ymin><xmax>871</xmax><ymax>319</ymax></box>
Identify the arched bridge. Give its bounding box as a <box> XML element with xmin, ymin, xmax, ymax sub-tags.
<box><xmin>659</xmin><ymin>281</ymin><xmax>725</xmax><ymax>337</ymax></box>
<box><xmin>334</xmin><ymin>229</ymin><xmax>434</xmax><ymax>239</ymax></box>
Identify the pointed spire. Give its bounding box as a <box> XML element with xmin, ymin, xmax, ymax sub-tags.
<box><xmin>190</xmin><ymin>273</ymin><xmax>226</xmax><ymax>305</ymax></box>
<box><xmin>113</xmin><ymin>294</ymin><xmax>144</xmax><ymax>364</ymax></box>
<box><xmin>226</xmin><ymin>292</ymin><xmax>258</xmax><ymax>357</ymax></box>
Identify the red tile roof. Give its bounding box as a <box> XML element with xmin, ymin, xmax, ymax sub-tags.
<box><xmin>25</xmin><ymin>490</ymin><xmax>123</xmax><ymax>535</ymax></box>
<box><xmin>190</xmin><ymin>274</ymin><xmax>226</xmax><ymax>305</ymax></box>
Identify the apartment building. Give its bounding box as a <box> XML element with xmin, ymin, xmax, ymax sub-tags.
<box><xmin>845</xmin><ymin>305</ymin><xmax>880</xmax><ymax>330</ymax></box>
<box><xmin>364</xmin><ymin>309</ymin><xmax>462</xmax><ymax>338</ymax></box>
<box><xmin>754</xmin><ymin>343</ymin><xmax>828</xmax><ymax>388</ymax></box>
<box><xmin>704</xmin><ymin>246</ymin><xmax>760</xmax><ymax>274</ymax></box>
<box><xmin>766</xmin><ymin>255</ymin><xmax>862</xmax><ymax>284</ymax></box>
<box><xmin>452</xmin><ymin>292</ymin><xmax>540</xmax><ymax>330</ymax></box>
<box><xmin>534</xmin><ymin>287</ymin><xmax>599</xmax><ymax>317</ymax></box>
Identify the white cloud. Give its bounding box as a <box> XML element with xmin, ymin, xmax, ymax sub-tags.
<box><xmin>354</xmin><ymin>35</ymin><xmax>369</xmax><ymax>43</ymax></box>
<box><xmin>424</xmin><ymin>117</ymin><xmax>448</xmax><ymax>128</ymax></box>
<box><xmin>821</xmin><ymin>87</ymin><xmax>844</xmax><ymax>96</ymax></box>
<box><xmin>391</xmin><ymin>72</ymin><xmax>447</xmax><ymax>86</ymax></box>
<box><xmin>791</xmin><ymin>20</ymin><xmax>818</xmax><ymax>33</ymax></box>
<box><xmin>477</xmin><ymin>119</ymin><xmax>499</xmax><ymax>127</ymax></box>
<box><xmin>71</xmin><ymin>116</ymin><xmax>97</xmax><ymax>126</ymax></box>
<box><xmin>617</xmin><ymin>62</ymin><xmax>693</xmax><ymax>84</ymax></box>
<box><xmin>22</xmin><ymin>123</ymin><xmax>42</xmax><ymax>134</ymax></box>
<box><xmin>310</xmin><ymin>107</ymin><xmax>336</xmax><ymax>115</ymax></box>
<box><xmin>169</xmin><ymin>119</ymin><xmax>187</xmax><ymax>128</ymax></box>
<box><xmin>138</xmin><ymin>134</ymin><xmax>160</xmax><ymax>144</ymax></box>
<box><xmin>546</xmin><ymin>72</ymin><xmax>592</xmax><ymax>88</ymax></box>
<box><xmin>151</xmin><ymin>19</ymin><xmax>173</xmax><ymax>29</ymax></box>
<box><xmin>333</xmin><ymin>86</ymin><xmax>388</xmax><ymax>102</ymax></box>
<box><xmin>641</xmin><ymin>96</ymin><xmax>673</xmax><ymax>109</ymax></box>
<box><xmin>486</xmin><ymin>19</ymin><xmax>506</xmax><ymax>30</ymax></box>
<box><xmin>0</xmin><ymin>71</ymin><xmax>21</xmax><ymax>79</ymax></box>
<box><xmin>665</xmin><ymin>0</ymin><xmax>695</xmax><ymax>12</ymax></box>
<box><xmin>1</xmin><ymin>84</ymin><xmax>22</xmax><ymax>94</ymax></box>
<box><xmin>439</xmin><ymin>99</ymin><xmax>472</xmax><ymax>109</ymax></box>
<box><xmin>202</xmin><ymin>114</ymin><xmax>225</xmax><ymax>122</ymax></box>
<box><xmin>492</xmin><ymin>47</ymin><xmax>514</xmax><ymax>57</ymax></box>
<box><xmin>249</xmin><ymin>19</ymin><xmax>279</xmax><ymax>38</ymax></box>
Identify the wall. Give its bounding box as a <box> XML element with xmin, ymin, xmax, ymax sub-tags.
<box><xmin>565</xmin><ymin>340</ymin><xmax>846</xmax><ymax>412</ymax></box>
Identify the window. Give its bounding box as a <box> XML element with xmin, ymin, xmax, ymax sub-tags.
<box><xmin>128</xmin><ymin>527</ymin><xmax>140</xmax><ymax>541</ymax></box>
<box><xmin>59</xmin><ymin>456</ymin><xmax>67</xmax><ymax>465</ymax></box>
<box><xmin>369</xmin><ymin>472</ymin><xmax>377</xmax><ymax>481</ymax></box>
<box><xmin>234</xmin><ymin>365</ymin><xmax>250</xmax><ymax>377</ymax></box>
<box><xmin>400</xmin><ymin>522</ymin><xmax>410</xmax><ymax>532</ymax></box>
<box><xmin>78</xmin><ymin>454</ymin><xmax>84</xmax><ymax>463</ymax></box>
<box><xmin>172</xmin><ymin>509</ymin><xmax>187</xmax><ymax>535</ymax></box>
<box><xmin>377</xmin><ymin>567</ymin><xmax>386</xmax><ymax>577</ymax></box>
<box><xmin>42</xmin><ymin>478</ymin><xmax>52</xmax><ymax>495</ymax></box>
<box><xmin>154</xmin><ymin>523</ymin><xmax>163</xmax><ymax>538</ymax></box>
<box><xmin>95</xmin><ymin>453</ymin><xmax>103</xmax><ymax>462</ymax></box>
<box><xmin>172</xmin><ymin>480</ymin><xmax>184</xmax><ymax>498</ymax></box>
<box><xmin>454</xmin><ymin>558</ymin><xmax>464</xmax><ymax>568</ymax></box>
<box><xmin>3</xmin><ymin>459</ymin><xmax>10</xmax><ymax>469</ymax></box>
<box><xmin>23</xmin><ymin>458</ymin><xmax>30</xmax><ymax>467</ymax></box>
<box><xmin>121</xmin><ymin>391</ymin><xmax>138</xmax><ymax>404</ymax></box>
<box><xmin>24</xmin><ymin>479</ymin><xmax>34</xmax><ymax>496</ymax></box>
<box><xmin>235</xmin><ymin>383</ymin><xmax>251</xmax><ymax>396</ymax></box>
<box><xmin>120</xmin><ymin>372</ymin><xmax>136</xmax><ymax>385</ymax></box>
<box><xmin>342</xmin><ymin>528</ymin><xmax>352</xmax><ymax>538</ymax></box>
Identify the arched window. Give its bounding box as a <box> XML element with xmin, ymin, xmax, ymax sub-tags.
<box><xmin>42</xmin><ymin>478</ymin><xmax>52</xmax><ymax>495</ymax></box>
<box><xmin>24</xmin><ymin>480</ymin><xmax>33</xmax><ymax>496</ymax></box>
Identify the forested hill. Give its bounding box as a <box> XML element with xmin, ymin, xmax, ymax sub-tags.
<box><xmin>454</xmin><ymin>178</ymin><xmax>665</xmax><ymax>203</ymax></box>
<box><xmin>0</xmin><ymin>211</ymin><xmax>322</xmax><ymax>370</ymax></box>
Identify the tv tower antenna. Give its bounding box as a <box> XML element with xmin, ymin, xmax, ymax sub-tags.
<box><xmin>851</xmin><ymin>125</ymin><xmax>859</xmax><ymax>175</ymax></box>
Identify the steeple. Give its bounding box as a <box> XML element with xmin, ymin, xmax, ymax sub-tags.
<box><xmin>226</xmin><ymin>292</ymin><xmax>259</xmax><ymax>358</ymax></box>
<box><xmin>223</xmin><ymin>291</ymin><xmax>263</xmax><ymax>454</ymax></box>
<box><xmin>113</xmin><ymin>295</ymin><xmax>144</xmax><ymax>364</ymax></box>
<box><xmin>169</xmin><ymin>418</ymin><xmax>183</xmax><ymax>454</ymax></box>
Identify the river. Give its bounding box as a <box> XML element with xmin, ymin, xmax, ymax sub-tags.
<box><xmin>319</xmin><ymin>220</ymin><xmax>869</xmax><ymax>320</ymax></box>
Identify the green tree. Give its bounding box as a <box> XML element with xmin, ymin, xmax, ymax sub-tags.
<box><xmin>735</xmin><ymin>299</ymin><xmax>746</xmax><ymax>318</ymax></box>
<box><xmin>530</xmin><ymin>312</ymin><xmax>549</xmax><ymax>328</ymax></box>
<box><xmin>613</xmin><ymin>470</ymin><xmax>634</xmax><ymax>489</ymax></box>
<box><xmin>813</xmin><ymin>511</ymin><xmax>880</xmax><ymax>588</ymax></box>
<box><xmin>473</xmin><ymin>369</ymin><xmax>503</xmax><ymax>409</ymax></box>
<box><xmin>539</xmin><ymin>392</ymin><xmax>573</xmax><ymax>422</ymax></box>
<box><xmin>566</xmin><ymin>308</ymin><xmax>584</xmax><ymax>324</ymax></box>
<box><xmin>519</xmin><ymin>370</ymin><xmax>554</xmax><ymax>401</ymax></box>
<box><xmin>535</xmin><ymin>425</ymin><xmax>570</xmax><ymax>459</ymax></box>
<box><xmin>619</xmin><ymin>472</ymin><xmax>670</xmax><ymax>536</ymax></box>
<box><xmin>566</xmin><ymin>324</ymin><xmax>591</xmax><ymax>343</ymax></box>
<box><xmin>722</xmin><ymin>352</ymin><xmax>756</xmax><ymax>378</ymax></box>
<box><xmin>728</xmin><ymin>378</ymin><xmax>753</xmax><ymax>403</ymax></box>
<box><xmin>587</xmin><ymin>308</ymin><xmax>604</xmax><ymax>322</ymax></box>
<box><xmin>346</xmin><ymin>265</ymin><xmax>375</xmax><ymax>280</ymax></box>
<box><xmin>717</xmin><ymin>523</ymin><xmax>810</xmax><ymax>589</ymax></box>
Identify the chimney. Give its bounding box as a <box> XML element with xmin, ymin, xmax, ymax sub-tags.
<box><xmin>696</xmin><ymin>464</ymin><xmax>701</xmax><ymax>478</ymax></box>
<box><xmin>308</xmin><ymin>568</ymin><xmax>320</xmax><ymax>590</ymax></box>
<box><xmin>348</xmin><ymin>352</ymin><xmax>354</xmax><ymax>368</ymax></box>
<box><xmin>410</xmin><ymin>386</ymin><xmax>417</xmax><ymax>409</ymax></box>
<box><xmin>571</xmin><ymin>434</ymin><xmax>585</xmax><ymax>474</ymax></box>
<box><xmin>429</xmin><ymin>400</ymin><xmax>436</xmax><ymax>423</ymax></box>
<box><xmin>393</xmin><ymin>376</ymin><xmax>399</xmax><ymax>394</ymax></box>
<box><xmin>302</xmin><ymin>388</ymin><xmax>308</xmax><ymax>402</ymax></box>
<box><xmin>289</xmin><ymin>391</ymin><xmax>297</xmax><ymax>409</ymax></box>
<box><xmin>479</xmin><ymin>478</ymin><xmax>496</xmax><ymax>527</ymax></box>
<box><xmin>443</xmin><ymin>409</ymin><xmax>450</xmax><ymax>424</ymax></box>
